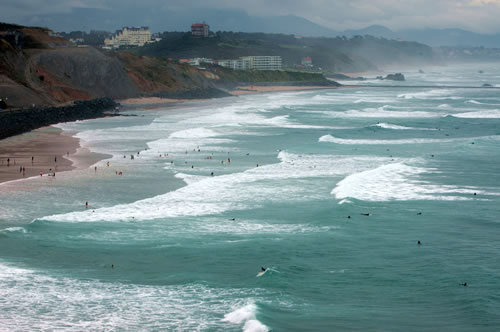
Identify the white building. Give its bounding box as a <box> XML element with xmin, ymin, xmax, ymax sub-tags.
<box><xmin>104</xmin><ymin>27</ymin><xmax>152</xmax><ymax>49</ymax></box>
<box><xmin>218</xmin><ymin>56</ymin><xmax>282</xmax><ymax>71</ymax></box>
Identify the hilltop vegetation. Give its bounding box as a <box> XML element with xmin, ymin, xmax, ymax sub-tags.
<box><xmin>138</xmin><ymin>32</ymin><xmax>437</xmax><ymax>72</ymax></box>
<box><xmin>1</xmin><ymin>23</ymin><xmax>337</xmax><ymax>109</ymax></box>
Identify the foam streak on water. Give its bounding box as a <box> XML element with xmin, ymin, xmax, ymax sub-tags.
<box><xmin>2</xmin><ymin>64</ymin><xmax>500</xmax><ymax>331</ymax></box>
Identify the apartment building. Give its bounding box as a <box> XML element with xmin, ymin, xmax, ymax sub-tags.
<box><xmin>104</xmin><ymin>27</ymin><xmax>151</xmax><ymax>49</ymax></box>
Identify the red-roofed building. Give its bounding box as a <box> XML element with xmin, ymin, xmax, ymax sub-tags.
<box><xmin>301</xmin><ymin>56</ymin><xmax>313</xmax><ymax>67</ymax></box>
<box><xmin>191</xmin><ymin>23</ymin><xmax>209</xmax><ymax>37</ymax></box>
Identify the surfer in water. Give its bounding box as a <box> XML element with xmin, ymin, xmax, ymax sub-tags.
<box><xmin>261</xmin><ymin>267</ymin><xmax>267</xmax><ymax>272</ymax></box>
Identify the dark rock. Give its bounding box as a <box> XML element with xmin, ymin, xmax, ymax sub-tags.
<box><xmin>384</xmin><ymin>73</ymin><xmax>405</xmax><ymax>81</ymax></box>
<box><xmin>0</xmin><ymin>97</ymin><xmax>118</xmax><ymax>140</ymax></box>
<box><xmin>327</xmin><ymin>73</ymin><xmax>365</xmax><ymax>81</ymax></box>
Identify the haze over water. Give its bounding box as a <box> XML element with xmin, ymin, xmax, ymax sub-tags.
<box><xmin>1</xmin><ymin>64</ymin><xmax>500</xmax><ymax>331</ymax></box>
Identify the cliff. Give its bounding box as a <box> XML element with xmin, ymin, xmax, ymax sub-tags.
<box><xmin>1</xmin><ymin>24</ymin><xmax>338</xmax><ymax>111</ymax></box>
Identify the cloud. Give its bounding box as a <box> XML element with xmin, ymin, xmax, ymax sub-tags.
<box><xmin>1</xmin><ymin>0</ymin><xmax>500</xmax><ymax>33</ymax></box>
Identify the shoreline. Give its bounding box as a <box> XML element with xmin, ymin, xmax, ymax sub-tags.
<box><xmin>0</xmin><ymin>126</ymin><xmax>109</xmax><ymax>184</ymax></box>
<box><xmin>0</xmin><ymin>85</ymin><xmax>340</xmax><ymax>184</ymax></box>
<box><xmin>119</xmin><ymin>85</ymin><xmax>341</xmax><ymax>106</ymax></box>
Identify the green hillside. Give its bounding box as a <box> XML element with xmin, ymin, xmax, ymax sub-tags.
<box><xmin>138</xmin><ymin>32</ymin><xmax>437</xmax><ymax>72</ymax></box>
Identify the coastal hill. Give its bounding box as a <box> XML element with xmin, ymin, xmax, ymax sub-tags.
<box><xmin>138</xmin><ymin>32</ymin><xmax>437</xmax><ymax>73</ymax></box>
<box><xmin>0</xmin><ymin>23</ymin><xmax>333</xmax><ymax>109</ymax></box>
<box><xmin>1</xmin><ymin>22</ymin><xmax>436</xmax><ymax>110</ymax></box>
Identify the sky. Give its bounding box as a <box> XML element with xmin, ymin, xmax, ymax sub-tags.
<box><xmin>2</xmin><ymin>0</ymin><xmax>500</xmax><ymax>34</ymax></box>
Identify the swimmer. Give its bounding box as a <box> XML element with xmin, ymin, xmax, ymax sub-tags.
<box><xmin>229</xmin><ymin>218</ymin><xmax>235</xmax><ymax>221</ymax></box>
<box><xmin>347</xmin><ymin>216</ymin><xmax>351</xmax><ymax>219</ymax></box>
<box><xmin>417</xmin><ymin>212</ymin><xmax>422</xmax><ymax>215</ymax></box>
<box><xmin>261</xmin><ymin>267</ymin><xmax>267</xmax><ymax>272</ymax></box>
<box><xmin>417</xmin><ymin>240</ymin><xmax>421</xmax><ymax>245</ymax></box>
<box><xmin>460</xmin><ymin>282</ymin><xmax>467</xmax><ymax>287</ymax></box>
<box><xmin>85</xmin><ymin>201</ymin><xmax>89</xmax><ymax>209</ymax></box>
<box><xmin>361</xmin><ymin>213</ymin><xmax>371</xmax><ymax>216</ymax></box>
<box><xmin>211</xmin><ymin>172</ymin><xmax>214</xmax><ymax>176</ymax></box>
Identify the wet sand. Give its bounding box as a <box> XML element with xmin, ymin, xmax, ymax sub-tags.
<box><xmin>120</xmin><ymin>97</ymin><xmax>191</xmax><ymax>105</ymax></box>
<box><xmin>0</xmin><ymin>126</ymin><xmax>107</xmax><ymax>184</ymax></box>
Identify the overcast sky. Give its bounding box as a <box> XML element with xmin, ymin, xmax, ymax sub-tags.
<box><xmin>2</xmin><ymin>0</ymin><xmax>500</xmax><ymax>33</ymax></box>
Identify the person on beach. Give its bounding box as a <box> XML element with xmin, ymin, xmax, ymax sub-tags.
<box><xmin>54</xmin><ymin>156</ymin><xmax>57</xmax><ymax>163</ymax></box>
<box><xmin>19</xmin><ymin>166</ymin><xmax>22</xmax><ymax>173</ymax></box>
<box><xmin>31</xmin><ymin>156</ymin><xmax>34</xmax><ymax>164</ymax></box>
<box><xmin>7</xmin><ymin>158</ymin><xmax>9</xmax><ymax>166</ymax></box>
<box><xmin>94</xmin><ymin>166</ymin><xmax>97</xmax><ymax>172</ymax></box>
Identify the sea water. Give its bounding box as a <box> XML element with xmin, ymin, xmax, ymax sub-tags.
<box><xmin>1</xmin><ymin>63</ymin><xmax>500</xmax><ymax>331</ymax></box>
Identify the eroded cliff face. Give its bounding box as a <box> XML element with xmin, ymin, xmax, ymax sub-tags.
<box><xmin>0</xmin><ymin>25</ymin><xmax>221</xmax><ymax>109</ymax></box>
<box><xmin>29</xmin><ymin>48</ymin><xmax>140</xmax><ymax>102</ymax></box>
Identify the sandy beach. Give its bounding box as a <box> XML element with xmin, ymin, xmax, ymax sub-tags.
<box><xmin>119</xmin><ymin>97</ymin><xmax>191</xmax><ymax>105</ymax></box>
<box><xmin>0</xmin><ymin>126</ymin><xmax>107</xmax><ymax>184</ymax></box>
<box><xmin>1</xmin><ymin>86</ymin><xmax>340</xmax><ymax>184</ymax></box>
<box><xmin>119</xmin><ymin>85</ymin><xmax>340</xmax><ymax>105</ymax></box>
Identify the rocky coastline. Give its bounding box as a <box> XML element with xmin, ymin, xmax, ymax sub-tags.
<box><xmin>0</xmin><ymin>97</ymin><xmax>118</xmax><ymax>140</ymax></box>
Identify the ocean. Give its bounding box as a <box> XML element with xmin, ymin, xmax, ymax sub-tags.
<box><xmin>1</xmin><ymin>63</ymin><xmax>500</xmax><ymax>331</ymax></box>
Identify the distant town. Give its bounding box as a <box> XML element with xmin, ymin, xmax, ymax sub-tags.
<box><xmin>43</xmin><ymin>22</ymin><xmax>320</xmax><ymax>72</ymax></box>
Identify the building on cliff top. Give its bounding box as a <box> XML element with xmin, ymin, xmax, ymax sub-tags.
<box><xmin>191</xmin><ymin>23</ymin><xmax>209</xmax><ymax>37</ymax></box>
<box><xmin>103</xmin><ymin>27</ymin><xmax>156</xmax><ymax>49</ymax></box>
<box><xmin>218</xmin><ymin>56</ymin><xmax>282</xmax><ymax>71</ymax></box>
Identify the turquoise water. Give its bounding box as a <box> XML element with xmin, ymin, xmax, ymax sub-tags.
<box><xmin>1</xmin><ymin>64</ymin><xmax>500</xmax><ymax>331</ymax></box>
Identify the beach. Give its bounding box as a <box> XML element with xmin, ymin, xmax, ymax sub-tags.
<box><xmin>0</xmin><ymin>126</ymin><xmax>106</xmax><ymax>184</ymax></box>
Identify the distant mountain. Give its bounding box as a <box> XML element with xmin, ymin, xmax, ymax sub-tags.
<box><xmin>18</xmin><ymin>7</ymin><xmax>337</xmax><ymax>37</ymax></box>
<box><xmin>343</xmin><ymin>25</ymin><xmax>396</xmax><ymax>39</ymax></box>
<box><xmin>15</xmin><ymin>7</ymin><xmax>500</xmax><ymax>47</ymax></box>
<box><xmin>398</xmin><ymin>28</ymin><xmax>500</xmax><ymax>48</ymax></box>
<box><xmin>343</xmin><ymin>26</ymin><xmax>500</xmax><ymax>48</ymax></box>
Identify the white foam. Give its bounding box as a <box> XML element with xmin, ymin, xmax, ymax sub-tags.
<box><xmin>397</xmin><ymin>89</ymin><xmax>462</xmax><ymax>100</ymax></box>
<box><xmin>319</xmin><ymin>134</ymin><xmax>464</xmax><ymax>145</ymax></box>
<box><xmin>332</xmin><ymin>162</ymin><xmax>483</xmax><ymax>202</ymax></box>
<box><xmin>450</xmin><ymin>109</ymin><xmax>500</xmax><ymax>118</ymax></box>
<box><xmin>465</xmin><ymin>100</ymin><xmax>500</xmax><ymax>106</ymax></box>
<box><xmin>372</xmin><ymin>123</ymin><xmax>436</xmax><ymax>130</ymax></box>
<box><xmin>41</xmin><ymin>152</ymin><xmax>395</xmax><ymax>222</ymax></box>
<box><xmin>313</xmin><ymin>107</ymin><xmax>439</xmax><ymax>119</ymax></box>
<box><xmin>0</xmin><ymin>261</ymin><xmax>266</xmax><ymax>331</ymax></box>
<box><xmin>222</xmin><ymin>303</ymin><xmax>269</xmax><ymax>332</ymax></box>
<box><xmin>174</xmin><ymin>172</ymin><xmax>208</xmax><ymax>185</ymax></box>
<box><xmin>169</xmin><ymin>127</ymin><xmax>220</xmax><ymax>139</ymax></box>
<box><xmin>0</xmin><ymin>227</ymin><xmax>27</xmax><ymax>234</ymax></box>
